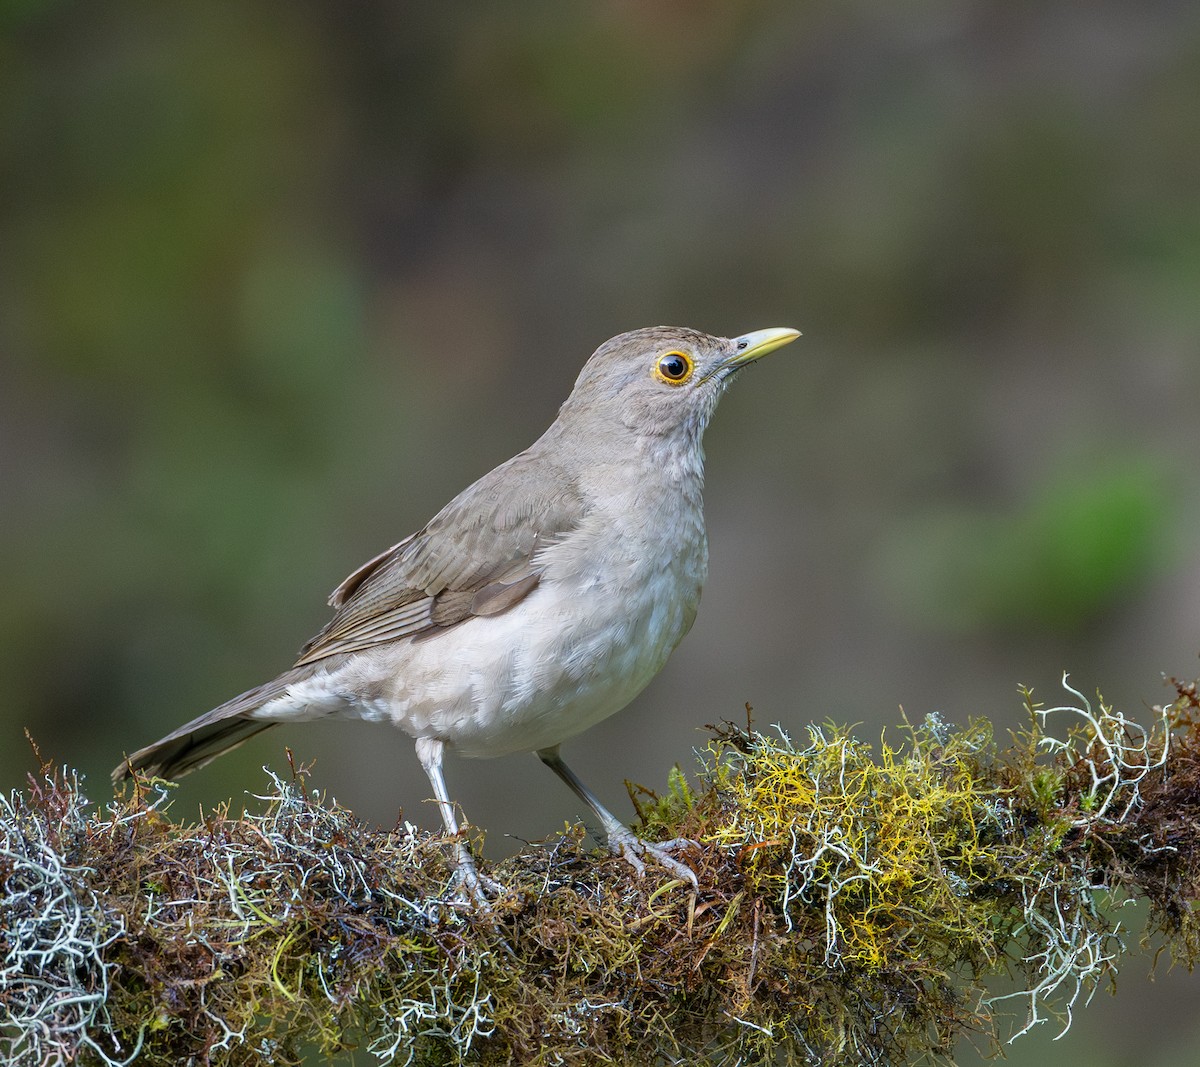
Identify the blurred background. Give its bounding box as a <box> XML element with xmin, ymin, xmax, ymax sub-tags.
<box><xmin>2</xmin><ymin>2</ymin><xmax>1199</xmax><ymax>1064</ymax></box>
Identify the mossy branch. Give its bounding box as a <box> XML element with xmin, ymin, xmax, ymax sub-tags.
<box><xmin>4</xmin><ymin>676</ymin><xmax>1200</xmax><ymax>1067</ymax></box>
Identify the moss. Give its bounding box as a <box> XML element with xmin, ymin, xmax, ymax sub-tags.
<box><xmin>3</xmin><ymin>675</ymin><xmax>1200</xmax><ymax>1066</ymax></box>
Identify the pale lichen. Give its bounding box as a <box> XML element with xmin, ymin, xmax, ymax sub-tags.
<box><xmin>2</xmin><ymin>674</ymin><xmax>1198</xmax><ymax>1066</ymax></box>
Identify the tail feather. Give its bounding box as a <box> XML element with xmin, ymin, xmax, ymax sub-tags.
<box><xmin>112</xmin><ymin>667</ymin><xmax>313</xmax><ymax>784</ymax></box>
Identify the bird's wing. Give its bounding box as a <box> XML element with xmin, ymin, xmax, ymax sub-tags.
<box><xmin>294</xmin><ymin>451</ymin><xmax>584</xmax><ymax>666</ymax></box>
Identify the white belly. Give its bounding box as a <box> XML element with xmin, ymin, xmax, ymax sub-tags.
<box><xmin>259</xmin><ymin>514</ymin><xmax>707</xmax><ymax>758</ymax></box>
<box><xmin>392</xmin><ymin>573</ymin><xmax>695</xmax><ymax>756</ymax></box>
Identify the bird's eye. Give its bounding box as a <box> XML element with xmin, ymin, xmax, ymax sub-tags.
<box><xmin>653</xmin><ymin>351</ymin><xmax>694</xmax><ymax>385</ymax></box>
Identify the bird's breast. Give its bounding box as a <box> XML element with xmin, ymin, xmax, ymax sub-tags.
<box><xmin>543</xmin><ymin>482</ymin><xmax>709</xmax><ymax>619</ymax></box>
<box><xmin>348</xmin><ymin>475</ymin><xmax>710</xmax><ymax>757</ymax></box>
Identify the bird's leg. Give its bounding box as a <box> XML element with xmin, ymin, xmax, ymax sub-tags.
<box><xmin>415</xmin><ymin>736</ymin><xmax>500</xmax><ymax>904</ymax></box>
<box><xmin>537</xmin><ymin>746</ymin><xmax>698</xmax><ymax>888</ymax></box>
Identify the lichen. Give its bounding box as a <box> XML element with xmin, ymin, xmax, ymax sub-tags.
<box><xmin>3</xmin><ymin>675</ymin><xmax>1199</xmax><ymax>1066</ymax></box>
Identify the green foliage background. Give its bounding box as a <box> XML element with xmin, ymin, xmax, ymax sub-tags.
<box><xmin>2</xmin><ymin>3</ymin><xmax>1199</xmax><ymax>1064</ymax></box>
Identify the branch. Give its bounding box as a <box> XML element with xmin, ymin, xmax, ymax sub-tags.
<box><xmin>3</xmin><ymin>675</ymin><xmax>1200</xmax><ymax>1066</ymax></box>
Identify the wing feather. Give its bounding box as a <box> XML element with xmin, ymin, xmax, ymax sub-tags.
<box><xmin>294</xmin><ymin>451</ymin><xmax>583</xmax><ymax>666</ymax></box>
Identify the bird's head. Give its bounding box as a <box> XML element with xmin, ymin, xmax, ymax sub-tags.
<box><xmin>557</xmin><ymin>326</ymin><xmax>801</xmax><ymax>445</ymax></box>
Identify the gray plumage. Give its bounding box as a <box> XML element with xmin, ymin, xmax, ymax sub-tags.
<box><xmin>114</xmin><ymin>324</ymin><xmax>800</xmax><ymax>894</ymax></box>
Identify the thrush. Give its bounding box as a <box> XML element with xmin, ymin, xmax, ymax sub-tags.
<box><xmin>114</xmin><ymin>325</ymin><xmax>800</xmax><ymax>896</ymax></box>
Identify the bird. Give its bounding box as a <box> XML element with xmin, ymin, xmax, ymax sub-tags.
<box><xmin>114</xmin><ymin>325</ymin><xmax>801</xmax><ymax>898</ymax></box>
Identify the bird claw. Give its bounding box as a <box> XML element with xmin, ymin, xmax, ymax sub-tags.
<box><xmin>426</xmin><ymin>841</ymin><xmax>506</xmax><ymax>917</ymax></box>
<box><xmin>450</xmin><ymin>861</ymin><xmax>505</xmax><ymax>905</ymax></box>
<box><xmin>606</xmin><ymin>826</ymin><xmax>699</xmax><ymax>888</ymax></box>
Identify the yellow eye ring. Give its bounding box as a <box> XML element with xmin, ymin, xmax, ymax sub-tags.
<box><xmin>653</xmin><ymin>350</ymin><xmax>694</xmax><ymax>385</ymax></box>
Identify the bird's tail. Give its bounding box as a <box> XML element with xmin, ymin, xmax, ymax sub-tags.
<box><xmin>111</xmin><ymin>666</ymin><xmax>316</xmax><ymax>784</ymax></box>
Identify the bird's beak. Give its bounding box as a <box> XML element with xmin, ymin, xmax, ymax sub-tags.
<box><xmin>702</xmin><ymin>327</ymin><xmax>801</xmax><ymax>381</ymax></box>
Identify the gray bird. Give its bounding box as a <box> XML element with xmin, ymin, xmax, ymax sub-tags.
<box><xmin>114</xmin><ymin>325</ymin><xmax>800</xmax><ymax>896</ymax></box>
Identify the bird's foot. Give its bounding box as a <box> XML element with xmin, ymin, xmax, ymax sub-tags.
<box><xmin>605</xmin><ymin>825</ymin><xmax>700</xmax><ymax>888</ymax></box>
<box><xmin>434</xmin><ymin>842</ymin><xmax>505</xmax><ymax>914</ymax></box>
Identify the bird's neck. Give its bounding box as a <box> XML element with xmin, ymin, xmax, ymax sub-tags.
<box><xmin>633</xmin><ymin>427</ymin><xmax>707</xmax><ymax>497</ymax></box>
<box><xmin>540</xmin><ymin>413</ymin><xmax>707</xmax><ymax>501</ymax></box>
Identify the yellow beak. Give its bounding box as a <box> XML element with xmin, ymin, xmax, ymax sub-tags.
<box><xmin>701</xmin><ymin>327</ymin><xmax>801</xmax><ymax>382</ymax></box>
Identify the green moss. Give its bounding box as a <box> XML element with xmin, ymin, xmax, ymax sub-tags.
<box><xmin>4</xmin><ymin>676</ymin><xmax>1200</xmax><ymax>1066</ymax></box>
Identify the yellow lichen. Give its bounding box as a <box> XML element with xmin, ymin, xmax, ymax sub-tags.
<box><xmin>2</xmin><ymin>675</ymin><xmax>1199</xmax><ymax>1066</ymax></box>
